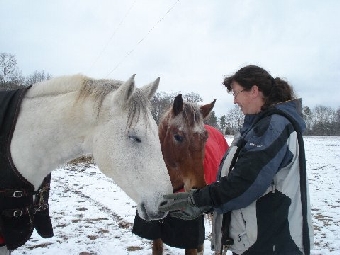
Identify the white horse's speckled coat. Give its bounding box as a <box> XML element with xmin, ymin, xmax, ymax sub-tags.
<box><xmin>3</xmin><ymin>74</ymin><xmax>172</xmax><ymax>254</ymax></box>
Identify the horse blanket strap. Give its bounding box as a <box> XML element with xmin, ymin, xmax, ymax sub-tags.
<box><xmin>0</xmin><ymin>88</ymin><xmax>54</xmax><ymax>250</ymax></box>
<box><xmin>2</xmin><ymin>207</ymin><xmax>31</xmax><ymax>218</ymax></box>
<box><xmin>0</xmin><ymin>189</ymin><xmax>34</xmax><ymax>198</ymax></box>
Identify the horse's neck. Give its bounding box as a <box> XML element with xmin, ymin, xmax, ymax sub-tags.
<box><xmin>10</xmin><ymin>89</ymin><xmax>97</xmax><ymax>189</ymax></box>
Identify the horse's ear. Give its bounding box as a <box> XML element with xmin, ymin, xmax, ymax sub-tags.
<box><xmin>200</xmin><ymin>99</ymin><xmax>216</xmax><ymax>118</ymax></box>
<box><xmin>173</xmin><ymin>94</ymin><xmax>183</xmax><ymax>116</ymax></box>
<box><xmin>115</xmin><ymin>74</ymin><xmax>136</xmax><ymax>105</ymax></box>
<box><xmin>140</xmin><ymin>77</ymin><xmax>160</xmax><ymax>100</ymax></box>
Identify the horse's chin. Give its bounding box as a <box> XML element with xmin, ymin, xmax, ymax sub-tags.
<box><xmin>137</xmin><ymin>203</ymin><xmax>168</xmax><ymax>221</ymax></box>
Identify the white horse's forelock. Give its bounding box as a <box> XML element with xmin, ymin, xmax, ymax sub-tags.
<box><xmin>125</xmin><ymin>88</ymin><xmax>153</xmax><ymax>129</ymax></box>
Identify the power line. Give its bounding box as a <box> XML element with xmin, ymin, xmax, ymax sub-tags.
<box><xmin>87</xmin><ymin>0</ymin><xmax>137</xmax><ymax>73</ymax></box>
<box><xmin>106</xmin><ymin>0</ymin><xmax>181</xmax><ymax>78</ymax></box>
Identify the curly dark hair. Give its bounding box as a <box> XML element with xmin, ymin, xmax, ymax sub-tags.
<box><xmin>223</xmin><ymin>65</ymin><xmax>295</xmax><ymax>110</ymax></box>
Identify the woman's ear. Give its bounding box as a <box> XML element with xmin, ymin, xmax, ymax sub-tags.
<box><xmin>251</xmin><ymin>85</ymin><xmax>260</xmax><ymax>97</ymax></box>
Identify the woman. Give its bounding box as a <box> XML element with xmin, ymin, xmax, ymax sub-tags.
<box><xmin>159</xmin><ymin>65</ymin><xmax>314</xmax><ymax>255</ymax></box>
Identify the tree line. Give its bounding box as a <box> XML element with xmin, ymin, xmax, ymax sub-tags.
<box><xmin>0</xmin><ymin>53</ymin><xmax>52</xmax><ymax>89</ymax></box>
<box><xmin>1</xmin><ymin>52</ymin><xmax>339</xmax><ymax>136</ymax></box>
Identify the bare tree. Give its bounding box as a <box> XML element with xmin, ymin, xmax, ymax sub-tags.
<box><xmin>151</xmin><ymin>92</ymin><xmax>174</xmax><ymax>124</ymax></box>
<box><xmin>24</xmin><ymin>70</ymin><xmax>52</xmax><ymax>86</ymax></box>
<box><xmin>151</xmin><ymin>91</ymin><xmax>204</xmax><ymax>124</ymax></box>
<box><xmin>225</xmin><ymin>105</ymin><xmax>244</xmax><ymax>134</ymax></box>
<box><xmin>302</xmin><ymin>106</ymin><xmax>313</xmax><ymax>134</ymax></box>
<box><xmin>313</xmin><ymin>105</ymin><xmax>335</xmax><ymax>123</ymax></box>
<box><xmin>204</xmin><ymin>110</ymin><xmax>219</xmax><ymax>129</ymax></box>
<box><xmin>219</xmin><ymin>115</ymin><xmax>227</xmax><ymax>134</ymax></box>
<box><xmin>182</xmin><ymin>92</ymin><xmax>203</xmax><ymax>103</ymax></box>
<box><xmin>311</xmin><ymin>105</ymin><xmax>337</xmax><ymax>135</ymax></box>
<box><xmin>335</xmin><ymin>107</ymin><xmax>340</xmax><ymax>135</ymax></box>
<box><xmin>0</xmin><ymin>53</ymin><xmax>24</xmax><ymax>86</ymax></box>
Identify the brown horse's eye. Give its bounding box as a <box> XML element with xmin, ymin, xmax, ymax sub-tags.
<box><xmin>174</xmin><ymin>134</ymin><xmax>184</xmax><ymax>143</ymax></box>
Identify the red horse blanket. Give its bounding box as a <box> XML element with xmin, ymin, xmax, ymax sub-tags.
<box><xmin>132</xmin><ymin>125</ymin><xmax>229</xmax><ymax>248</ymax></box>
<box><xmin>204</xmin><ymin>125</ymin><xmax>229</xmax><ymax>185</ymax></box>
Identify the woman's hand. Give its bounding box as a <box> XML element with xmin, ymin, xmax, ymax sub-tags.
<box><xmin>158</xmin><ymin>190</ymin><xmax>211</xmax><ymax>220</ymax></box>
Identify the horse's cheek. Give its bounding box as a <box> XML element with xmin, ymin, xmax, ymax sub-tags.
<box><xmin>92</xmin><ymin>129</ymin><xmax>119</xmax><ymax>173</ymax></box>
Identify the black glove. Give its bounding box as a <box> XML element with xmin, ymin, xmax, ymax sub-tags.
<box><xmin>158</xmin><ymin>190</ymin><xmax>211</xmax><ymax>220</ymax></box>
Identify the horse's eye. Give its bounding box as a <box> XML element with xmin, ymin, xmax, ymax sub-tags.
<box><xmin>174</xmin><ymin>134</ymin><xmax>184</xmax><ymax>143</ymax></box>
<box><xmin>129</xmin><ymin>135</ymin><xmax>141</xmax><ymax>143</ymax></box>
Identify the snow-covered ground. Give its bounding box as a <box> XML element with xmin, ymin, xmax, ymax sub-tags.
<box><xmin>12</xmin><ymin>136</ymin><xmax>340</xmax><ymax>255</ymax></box>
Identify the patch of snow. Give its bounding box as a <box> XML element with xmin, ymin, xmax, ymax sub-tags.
<box><xmin>12</xmin><ymin>136</ymin><xmax>340</xmax><ymax>254</ymax></box>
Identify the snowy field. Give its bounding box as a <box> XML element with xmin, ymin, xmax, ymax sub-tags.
<box><xmin>12</xmin><ymin>136</ymin><xmax>340</xmax><ymax>255</ymax></box>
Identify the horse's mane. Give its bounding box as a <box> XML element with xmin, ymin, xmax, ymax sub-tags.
<box><xmin>125</xmin><ymin>88</ymin><xmax>153</xmax><ymax>128</ymax></box>
<box><xmin>161</xmin><ymin>102</ymin><xmax>204</xmax><ymax>130</ymax></box>
<box><xmin>77</xmin><ymin>76</ymin><xmax>122</xmax><ymax>111</ymax></box>
<box><xmin>27</xmin><ymin>75</ymin><xmax>121</xmax><ymax>100</ymax></box>
<box><xmin>28</xmin><ymin>75</ymin><xmax>151</xmax><ymax>128</ymax></box>
<box><xmin>77</xmin><ymin>75</ymin><xmax>153</xmax><ymax>128</ymax></box>
<box><xmin>182</xmin><ymin>103</ymin><xmax>204</xmax><ymax>127</ymax></box>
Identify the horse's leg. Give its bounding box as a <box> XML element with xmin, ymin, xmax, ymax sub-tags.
<box><xmin>0</xmin><ymin>247</ymin><xmax>11</xmax><ymax>255</ymax></box>
<box><xmin>185</xmin><ymin>249</ymin><xmax>197</xmax><ymax>255</ymax></box>
<box><xmin>152</xmin><ymin>238</ymin><xmax>163</xmax><ymax>255</ymax></box>
<box><xmin>197</xmin><ymin>243</ymin><xmax>204</xmax><ymax>255</ymax></box>
<box><xmin>184</xmin><ymin>243</ymin><xmax>204</xmax><ymax>255</ymax></box>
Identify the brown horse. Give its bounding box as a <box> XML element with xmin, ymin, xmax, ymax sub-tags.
<box><xmin>132</xmin><ymin>94</ymin><xmax>229</xmax><ymax>255</ymax></box>
<box><xmin>158</xmin><ymin>94</ymin><xmax>216</xmax><ymax>193</ymax></box>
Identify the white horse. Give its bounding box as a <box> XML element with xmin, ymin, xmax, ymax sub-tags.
<box><xmin>0</xmin><ymin>74</ymin><xmax>172</xmax><ymax>254</ymax></box>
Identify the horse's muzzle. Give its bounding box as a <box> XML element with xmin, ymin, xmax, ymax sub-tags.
<box><xmin>138</xmin><ymin>202</ymin><xmax>168</xmax><ymax>221</ymax></box>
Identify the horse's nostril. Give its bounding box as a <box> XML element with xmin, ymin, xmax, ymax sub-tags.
<box><xmin>160</xmin><ymin>201</ymin><xmax>167</xmax><ymax>206</ymax></box>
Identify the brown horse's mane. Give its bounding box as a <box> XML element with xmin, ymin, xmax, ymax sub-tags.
<box><xmin>160</xmin><ymin>102</ymin><xmax>204</xmax><ymax>130</ymax></box>
<box><xmin>181</xmin><ymin>103</ymin><xmax>205</xmax><ymax>127</ymax></box>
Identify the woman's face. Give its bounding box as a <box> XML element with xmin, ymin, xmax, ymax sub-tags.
<box><xmin>231</xmin><ymin>81</ymin><xmax>264</xmax><ymax>115</ymax></box>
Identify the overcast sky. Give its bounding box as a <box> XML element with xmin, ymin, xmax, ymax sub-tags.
<box><xmin>1</xmin><ymin>0</ymin><xmax>339</xmax><ymax>116</ymax></box>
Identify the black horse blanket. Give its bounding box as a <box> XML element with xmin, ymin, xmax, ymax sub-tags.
<box><xmin>0</xmin><ymin>88</ymin><xmax>53</xmax><ymax>250</ymax></box>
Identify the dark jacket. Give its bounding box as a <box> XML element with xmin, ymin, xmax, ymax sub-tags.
<box><xmin>193</xmin><ymin>99</ymin><xmax>314</xmax><ymax>254</ymax></box>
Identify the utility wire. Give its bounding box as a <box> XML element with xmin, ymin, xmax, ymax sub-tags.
<box><xmin>87</xmin><ymin>0</ymin><xmax>137</xmax><ymax>73</ymax></box>
<box><xmin>106</xmin><ymin>0</ymin><xmax>180</xmax><ymax>78</ymax></box>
